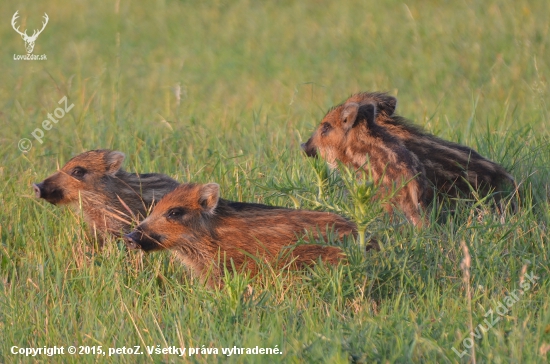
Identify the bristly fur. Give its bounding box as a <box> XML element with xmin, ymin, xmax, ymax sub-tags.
<box><xmin>124</xmin><ymin>183</ymin><xmax>357</xmax><ymax>287</ymax></box>
<box><xmin>302</xmin><ymin>98</ymin><xmax>430</xmax><ymax>227</ymax></box>
<box><xmin>303</xmin><ymin>92</ymin><xmax>518</xmax><ymax>216</ymax></box>
<box><xmin>353</xmin><ymin>93</ymin><xmax>517</xmax><ymax>195</ymax></box>
<box><xmin>33</xmin><ymin>149</ymin><xmax>180</xmax><ymax>242</ymax></box>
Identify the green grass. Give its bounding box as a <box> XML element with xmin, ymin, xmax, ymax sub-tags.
<box><xmin>1</xmin><ymin>0</ymin><xmax>550</xmax><ymax>362</ymax></box>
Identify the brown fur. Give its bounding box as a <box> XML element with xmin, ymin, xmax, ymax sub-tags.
<box><xmin>124</xmin><ymin>183</ymin><xmax>356</xmax><ymax>286</ymax></box>
<box><xmin>33</xmin><ymin>149</ymin><xmax>180</xmax><ymax>241</ymax></box>
<box><xmin>303</xmin><ymin>92</ymin><xmax>517</xmax><ymax>222</ymax></box>
<box><xmin>343</xmin><ymin>92</ymin><xmax>517</xmax><ymax>203</ymax></box>
<box><xmin>302</xmin><ymin>100</ymin><xmax>429</xmax><ymax>227</ymax></box>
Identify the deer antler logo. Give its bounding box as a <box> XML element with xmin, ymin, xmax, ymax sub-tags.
<box><xmin>11</xmin><ymin>11</ymin><xmax>49</xmax><ymax>54</ymax></box>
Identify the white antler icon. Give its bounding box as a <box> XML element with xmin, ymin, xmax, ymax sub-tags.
<box><xmin>11</xmin><ymin>11</ymin><xmax>49</xmax><ymax>54</ymax></box>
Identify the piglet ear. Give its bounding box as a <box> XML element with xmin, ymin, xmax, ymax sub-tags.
<box><xmin>106</xmin><ymin>151</ymin><xmax>125</xmax><ymax>175</ymax></box>
<box><xmin>341</xmin><ymin>102</ymin><xmax>360</xmax><ymax>131</ymax></box>
<box><xmin>342</xmin><ymin>102</ymin><xmax>378</xmax><ymax>129</ymax></box>
<box><xmin>377</xmin><ymin>94</ymin><xmax>397</xmax><ymax>116</ymax></box>
<box><xmin>359</xmin><ymin>103</ymin><xmax>377</xmax><ymax>127</ymax></box>
<box><xmin>199</xmin><ymin>183</ymin><xmax>220</xmax><ymax>214</ymax></box>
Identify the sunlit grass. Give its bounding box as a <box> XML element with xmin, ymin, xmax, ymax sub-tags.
<box><xmin>1</xmin><ymin>0</ymin><xmax>549</xmax><ymax>362</ymax></box>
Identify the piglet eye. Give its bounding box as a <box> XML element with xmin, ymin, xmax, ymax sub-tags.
<box><xmin>321</xmin><ymin>123</ymin><xmax>331</xmax><ymax>136</ymax></box>
<box><xmin>71</xmin><ymin>167</ymin><xmax>87</xmax><ymax>179</ymax></box>
<box><xmin>167</xmin><ymin>207</ymin><xmax>186</xmax><ymax>220</ymax></box>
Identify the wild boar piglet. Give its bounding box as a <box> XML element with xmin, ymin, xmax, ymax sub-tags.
<box><xmin>33</xmin><ymin>149</ymin><xmax>179</xmax><ymax>241</ymax></box>
<box><xmin>345</xmin><ymin>92</ymin><xmax>517</xmax><ymax>203</ymax></box>
<box><xmin>302</xmin><ymin>99</ymin><xmax>429</xmax><ymax>227</ymax></box>
<box><xmin>302</xmin><ymin>92</ymin><xmax>518</xmax><ymax>221</ymax></box>
<box><xmin>124</xmin><ymin>183</ymin><xmax>356</xmax><ymax>286</ymax></box>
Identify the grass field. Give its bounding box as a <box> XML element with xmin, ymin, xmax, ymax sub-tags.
<box><xmin>1</xmin><ymin>0</ymin><xmax>550</xmax><ymax>362</ymax></box>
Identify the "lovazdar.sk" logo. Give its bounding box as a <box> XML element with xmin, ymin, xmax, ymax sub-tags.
<box><xmin>11</xmin><ymin>10</ymin><xmax>48</xmax><ymax>61</ymax></box>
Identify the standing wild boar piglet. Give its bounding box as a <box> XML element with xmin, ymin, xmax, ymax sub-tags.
<box><xmin>124</xmin><ymin>183</ymin><xmax>356</xmax><ymax>286</ymax></box>
<box><xmin>33</xmin><ymin>149</ymin><xmax>180</xmax><ymax>241</ymax></box>
<box><xmin>342</xmin><ymin>92</ymin><xmax>517</xmax><ymax>207</ymax></box>
<box><xmin>302</xmin><ymin>100</ymin><xmax>430</xmax><ymax>227</ymax></box>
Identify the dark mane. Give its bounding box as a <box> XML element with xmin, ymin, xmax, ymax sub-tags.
<box><xmin>104</xmin><ymin>169</ymin><xmax>179</xmax><ymax>217</ymax></box>
<box><xmin>214</xmin><ymin>199</ymin><xmax>292</xmax><ymax>217</ymax></box>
